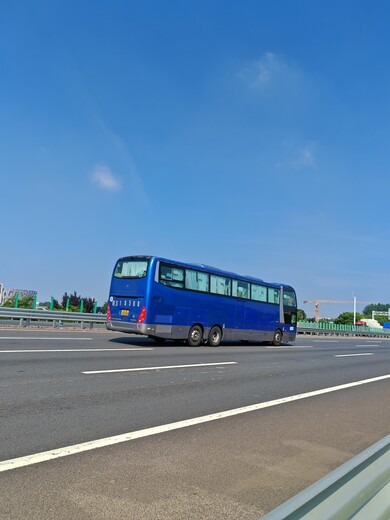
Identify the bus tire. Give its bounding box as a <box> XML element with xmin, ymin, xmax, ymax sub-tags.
<box><xmin>208</xmin><ymin>326</ymin><xmax>222</xmax><ymax>347</ymax></box>
<box><xmin>271</xmin><ymin>329</ymin><xmax>283</xmax><ymax>346</ymax></box>
<box><xmin>188</xmin><ymin>325</ymin><xmax>203</xmax><ymax>347</ymax></box>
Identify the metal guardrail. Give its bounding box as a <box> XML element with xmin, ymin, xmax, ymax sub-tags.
<box><xmin>298</xmin><ymin>321</ymin><xmax>390</xmax><ymax>338</ymax></box>
<box><xmin>262</xmin><ymin>434</ymin><xmax>390</xmax><ymax>519</ymax></box>
<box><xmin>0</xmin><ymin>307</ymin><xmax>107</xmax><ymax>328</ymax></box>
<box><xmin>1</xmin><ymin>310</ymin><xmax>389</xmax><ymax>337</ymax></box>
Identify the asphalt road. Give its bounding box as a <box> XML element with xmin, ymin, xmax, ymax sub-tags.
<box><xmin>0</xmin><ymin>329</ymin><xmax>389</xmax><ymax>519</ymax></box>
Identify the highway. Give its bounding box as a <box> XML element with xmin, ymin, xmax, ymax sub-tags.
<box><xmin>0</xmin><ymin>329</ymin><xmax>389</xmax><ymax>519</ymax></box>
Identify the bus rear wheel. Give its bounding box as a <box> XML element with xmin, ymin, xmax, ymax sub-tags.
<box><xmin>208</xmin><ymin>326</ymin><xmax>222</xmax><ymax>347</ymax></box>
<box><xmin>271</xmin><ymin>329</ymin><xmax>283</xmax><ymax>346</ymax></box>
<box><xmin>188</xmin><ymin>325</ymin><xmax>203</xmax><ymax>347</ymax></box>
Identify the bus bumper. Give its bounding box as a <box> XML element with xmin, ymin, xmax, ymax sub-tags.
<box><xmin>106</xmin><ymin>320</ymin><xmax>149</xmax><ymax>335</ymax></box>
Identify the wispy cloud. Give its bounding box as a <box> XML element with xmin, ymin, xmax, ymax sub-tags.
<box><xmin>276</xmin><ymin>141</ymin><xmax>317</xmax><ymax>171</ymax></box>
<box><xmin>238</xmin><ymin>52</ymin><xmax>301</xmax><ymax>90</ymax></box>
<box><xmin>294</xmin><ymin>144</ymin><xmax>316</xmax><ymax>169</ymax></box>
<box><xmin>92</xmin><ymin>114</ymin><xmax>151</xmax><ymax>209</ymax></box>
<box><xmin>91</xmin><ymin>164</ymin><xmax>121</xmax><ymax>191</ymax></box>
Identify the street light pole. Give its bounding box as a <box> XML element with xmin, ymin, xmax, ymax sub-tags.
<box><xmin>353</xmin><ymin>296</ymin><xmax>357</xmax><ymax>326</ymax></box>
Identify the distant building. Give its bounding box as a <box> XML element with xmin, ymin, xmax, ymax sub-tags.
<box><xmin>1</xmin><ymin>287</ymin><xmax>37</xmax><ymax>303</ymax></box>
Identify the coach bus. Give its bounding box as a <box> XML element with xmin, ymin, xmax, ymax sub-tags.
<box><xmin>106</xmin><ymin>255</ymin><xmax>297</xmax><ymax>346</ymax></box>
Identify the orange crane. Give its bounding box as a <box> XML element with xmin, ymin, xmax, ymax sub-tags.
<box><xmin>302</xmin><ymin>300</ymin><xmax>375</xmax><ymax>322</ymax></box>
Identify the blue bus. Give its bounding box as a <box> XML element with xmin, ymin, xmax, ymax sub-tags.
<box><xmin>106</xmin><ymin>255</ymin><xmax>297</xmax><ymax>346</ymax></box>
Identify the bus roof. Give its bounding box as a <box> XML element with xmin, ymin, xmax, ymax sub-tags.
<box><xmin>117</xmin><ymin>255</ymin><xmax>295</xmax><ymax>291</ymax></box>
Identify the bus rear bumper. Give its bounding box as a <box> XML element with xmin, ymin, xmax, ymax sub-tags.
<box><xmin>106</xmin><ymin>320</ymin><xmax>147</xmax><ymax>335</ymax></box>
<box><xmin>106</xmin><ymin>321</ymin><xmax>190</xmax><ymax>339</ymax></box>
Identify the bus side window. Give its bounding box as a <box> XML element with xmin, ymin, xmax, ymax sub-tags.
<box><xmin>210</xmin><ymin>275</ymin><xmax>231</xmax><ymax>296</ymax></box>
<box><xmin>251</xmin><ymin>284</ymin><xmax>267</xmax><ymax>302</ymax></box>
<box><xmin>232</xmin><ymin>280</ymin><xmax>250</xmax><ymax>299</ymax></box>
<box><xmin>160</xmin><ymin>264</ymin><xmax>184</xmax><ymax>288</ymax></box>
<box><xmin>268</xmin><ymin>288</ymin><xmax>280</xmax><ymax>304</ymax></box>
<box><xmin>186</xmin><ymin>269</ymin><xmax>209</xmax><ymax>292</ymax></box>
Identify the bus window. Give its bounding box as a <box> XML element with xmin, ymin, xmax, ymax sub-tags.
<box><xmin>283</xmin><ymin>290</ymin><xmax>297</xmax><ymax>308</ymax></box>
<box><xmin>160</xmin><ymin>264</ymin><xmax>184</xmax><ymax>288</ymax></box>
<box><xmin>185</xmin><ymin>269</ymin><xmax>209</xmax><ymax>292</ymax></box>
<box><xmin>210</xmin><ymin>275</ymin><xmax>231</xmax><ymax>296</ymax></box>
<box><xmin>268</xmin><ymin>288</ymin><xmax>280</xmax><ymax>305</ymax></box>
<box><xmin>114</xmin><ymin>258</ymin><xmax>148</xmax><ymax>279</ymax></box>
<box><xmin>251</xmin><ymin>284</ymin><xmax>267</xmax><ymax>302</ymax></box>
<box><xmin>232</xmin><ymin>280</ymin><xmax>250</xmax><ymax>299</ymax></box>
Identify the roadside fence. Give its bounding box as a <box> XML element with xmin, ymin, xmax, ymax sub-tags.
<box><xmin>298</xmin><ymin>321</ymin><xmax>390</xmax><ymax>338</ymax></box>
<box><xmin>0</xmin><ymin>307</ymin><xmax>106</xmax><ymax>329</ymax></box>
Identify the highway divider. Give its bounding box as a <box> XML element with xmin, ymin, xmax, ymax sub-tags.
<box><xmin>1</xmin><ymin>310</ymin><xmax>389</xmax><ymax>336</ymax></box>
<box><xmin>0</xmin><ymin>307</ymin><xmax>106</xmax><ymax>329</ymax></box>
<box><xmin>298</xmin><ymin>321</ymin><xmax>390</xmax><ymax>338</ymax></box>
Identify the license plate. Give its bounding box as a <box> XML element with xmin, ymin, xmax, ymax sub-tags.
<box><xmin>121</xmin><ymin>309</ymin><xmax>129</xmax><ymax>316</ymax></box>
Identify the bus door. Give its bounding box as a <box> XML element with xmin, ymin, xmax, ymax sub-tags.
<box><xmin>282</xmin><ymin>289</ymin><xmax>297</xmax><ymax>326</ymax></box>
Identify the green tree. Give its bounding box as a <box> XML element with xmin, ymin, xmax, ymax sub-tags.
<box><xmin>362</xmin><ymin>303</ymin><xmax>390</xmax><ymax>317</ymax></box>
<box><xmin>334</xmin><ymin>312</ymin><xmax>364</xmax><ymax>325</ymax></box>
<box><xmin>297</xmin><ymin>308</ymin><xmax>307</xmax><ymax>321</ymax></box>
<box><xmin>83</xmin><ymin>298</ymin><xmax>95</xmax><ymax>313</ymax></box>
<box><xmin>60</xmin><ymin>291</ymin><xmax>81</xmax><ymax>311</ymax></box>
<box><xmin>1</xmin><ymin>295</ymin><xmax>34</xmax><ymax>308</ymax></box>
<box><xmin>98</xmin><ymin>302</ymin><xmax>108</xmax><ymax>314</ymax></box>
<box><xmin>52</xmin><ymin>298</ymin><xmax>61</xmax><ymax>310</ymax></box>
<box><xmin>319</xmin><ymin>318</ymin><xmax>333</xmax><ymax>323</ymax></box>
<box><xmin>60</xmin><ymin>291</ymin><xmax>98</xmax><ymax>313</ymax></box>
<box><xmin>373</xmin><ymin>315</ymin><xmax>388</xmax><ymax>326</ymax></box>
<box><xmin>1</xmin><ymin>296</ymin><xmax>15</xmax><ymax>307</ymax></box>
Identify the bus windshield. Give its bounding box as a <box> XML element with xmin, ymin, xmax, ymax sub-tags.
<box><xmin>114</xmin><ymin>257</ymin><xmax>149</xmax><ymax>279</ymax></box>
<box><xmin>283</xmin><ymin>290</ymin><xmax>297</xmax><ymax>308</ymax></box>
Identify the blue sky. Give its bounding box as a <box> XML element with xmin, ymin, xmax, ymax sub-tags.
<box><xmin>1</xmin><ymin>1</ymin><xmax>389</xmax><ymax>318</ymax></box>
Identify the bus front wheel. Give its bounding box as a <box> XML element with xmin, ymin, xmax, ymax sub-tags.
<box><xmin>208</xmin><ymin>326</ymin><xmax>222</xmax><ymax>347</ymax></box>
<box><xmin>188</xmin><ymin>325</ymin><xmax>203</xmax><ymax>347</ymax></box>
<box><xmin>271</xmin><ymin>329</ymin><xmax>283</xmax><ymax>346</ymax></box>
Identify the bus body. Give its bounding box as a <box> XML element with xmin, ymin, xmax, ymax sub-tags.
<box><xmin>106</xmin><ymin>256</ymin><xmax>297</xmax><ymax>346</ymax></box>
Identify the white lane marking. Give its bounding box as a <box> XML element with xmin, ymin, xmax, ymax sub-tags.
<box><xmin>1</xmin><ymin>373</ymin><xmax>389</xmax><ymax>473</ymax></box>
<box><xmin>0</xmin><ymin>348</ymin><xmax>153</xmax><ymax>353</ymax></box>
<box><xmin>266</xmin><ymin>346</ymin><xmax>313</xmax><ymax>349</ymax></box>
<box><xmin>335</xmin><ymin>353</ymin><xmax>373</xmax><ymax>357</ymax></box>
<box><xmin>356</xmin><ymin>344</ymin><xmax>379</xmax><ymax>347</ymax></box>
<box><xmin>313</xmin><ymin>340</ymin><xmax>339</xmax><ymax>343</ymax></box>
<box><xmin>82</xmin><ymin>361</ymin><xmax>237</xmax><ymax>375</ymax></box>
<box><xmin>0</xmin><ymin>337</ymin><xmax>93</xmax><ymax>340</ymax></box>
